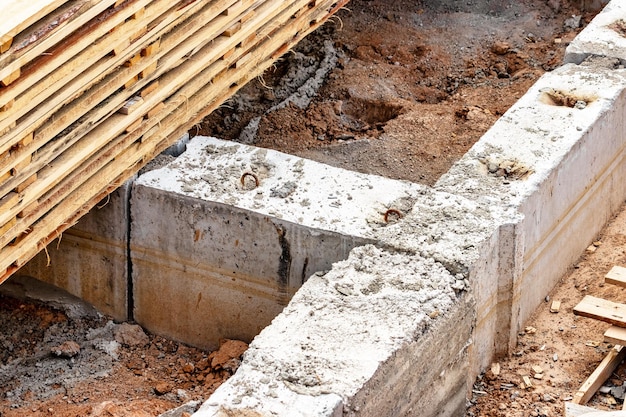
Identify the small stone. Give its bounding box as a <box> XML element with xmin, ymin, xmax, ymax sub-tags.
<box><xmin>50</xmin><ymin>341</ymin><xmax>81</xmax><ymax>358</ymax></box>
<box><xmin>154</xmin><ymin>382</ymin><xmax>171</xmax><ymax>395</ymax></box>
<box><xmin>547</xmin><ymin>0</ymin><xmax>561</xmax><ymax>13</ymax></box>
<box><xmin>553</xmin><ymin>353</ymin><xmax>558</xmax><ymax>362</ymax></box>
<box><xmin>491</xmin><ymin>362</ymin><xmax>501</xmax><ymax>376</ymax></box>
<box><xmin>522</xmin><ymin>375</ymin><xmax>532</xmax><ymax>387</ymax></box>
<box><xmin>114</xmin><ymin>323</ymin><xmax>149</xmax><ymax>347</ymax></box>
<box><xmin>610</xmin><ymin>384</ymin><xmax>626</xmax><ymax>400</ymax></box>
<box><xmin>499</xmin><ymin>403</ymin><xmax>507</xmax><ymax>410</ymax></box>
<box><xmin>564</xmin><ymin>15</ymin><xmax>582</xmax><ymax>30</ymax></box>
<box><xmin>182</xmin><ymin>363</ymin><xmax>195</xmax><ymax>374</ymax></box>
<box><xmin>196</xmin><ymin>358</ymin><xmax>210</xmax><ymax>371</ymax></box>
<box><xmin>211</xmin><ymin>339</ymin><xmax>248</xmax><ymax>369</ymax></box>
<box><xmin>491</xmin><ymin>41</ymin><xmax>511</xmax><ymax>55</ymax></box>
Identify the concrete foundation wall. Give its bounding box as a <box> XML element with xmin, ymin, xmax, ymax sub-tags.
<box><xmin>128</xmin><ymin>136</ymin><xmax>428</xmax><ymax>349</ymax></box>
<box><xmin>437</xmin><ymin>62</ymin><xmax>626</xmax><ymax>375</ymax></box>
<box><xmin>19</xmin><ymin>181</ymin><xmax>132</xmax><ymax>322</ymax></box>
<box><xmin>350</xmin><ymin>293</ymin><xmax>473</xmax><ymax>417</ymax></box>
<box><xmin>130</xmin><ymin>185</ymin><xmax>373</xmax><ymax>349</ymax></box>
<box><xmin>195</xmin><ymin>245</ymin><xmax>467</xmax><ymax>417</ymax></box>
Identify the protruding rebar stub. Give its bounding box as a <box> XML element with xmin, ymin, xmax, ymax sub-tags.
<box><xmin>383</xmin><ymin>208</ymin><xmax>402</xmax><ymax>223</ymax></box>
<box><xmin>240</xmin><ymin>172</ymin><xmax>259</xmax><ymax>189</ymax></box>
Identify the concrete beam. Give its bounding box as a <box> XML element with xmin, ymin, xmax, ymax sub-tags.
<box><xmin>15</xmin><ymin>1</ymin><xmax>626</xmax><ymax>415</ymax></box>
<box><xmin>437</xmin><ymin>63</ymin><xmax>626</xmax><ymax>374</ymax></box>
<box><xmin>130</xmin><ymin>137</ymin><xmax>427</xmax><ymax>350</ymax></box>
<box><xmin>565</xmin><ymin>1</ymin><xmax>626</xmax><ymax>64</ymax></box>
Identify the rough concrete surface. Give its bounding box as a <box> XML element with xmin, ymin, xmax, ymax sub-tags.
<box><xmin>437</xmin><ymin>62</ymin><xmax>626</xmax><ymax>367</ymax></box>
<box><xmin>565</xmin><ymin>0</ymin><xmax>626</xmax><ymax>64</ymax></box>
<box><xmin>136</xmin><ymin>136</ymin><xmax>425</xmax><ymax>238</ymax></box>
<box><xmin>195</xmin><ymin>1</ymin><xmax>626</xmax><ymax>414</ymax></box>
<box><xmin>194</xmin><ymin>245</ymin><xmax>466</xmax><ymax>416</ymax></box>
<box><xmin>7</xmin><ymin>0</ymin><xmax>626</xmax><ymax>416</ymax></box>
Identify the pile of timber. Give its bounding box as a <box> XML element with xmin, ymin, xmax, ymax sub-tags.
<box><xmin>0</xmin><ymin>0</ymin><xmax>348</xmax><ymax>283</ymax></box>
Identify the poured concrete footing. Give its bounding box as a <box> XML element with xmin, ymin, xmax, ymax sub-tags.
<box><xmin>16</xmin><ymin>1</ymin><xmax>626</xmax><ymax>415</ymax></box>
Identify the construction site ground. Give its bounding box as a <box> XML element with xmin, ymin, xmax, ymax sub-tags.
<box><xmin>1</xmin><ymin>0</ymin><xmax>623</xmax><ymax>416</ymax></box>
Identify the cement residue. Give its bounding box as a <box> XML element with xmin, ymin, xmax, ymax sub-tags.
<box><xmin>219</xmin><ymin>245</ymin><xmax>460</xmax><ymax>402</ymax></box>
<box><xmin>479</xmin><ymin>156</ymin><xmax>534</xmax><ymax>180</ymax></box>
<box><xmin>238</xmin><ymin>41</ymin><xmax>339</xmax><ymax>144</ymax></box>
<box><xmin>161</xmin><ymin>142</ymin><xmax>277</xmax><ymax>200</ymax></box>
<box><xmin>375</xmin><ymin>188</ymin><xmax>502</xmax><ymax>279</ymax></box>
<box><xmin>0</xmin><ymin>278</ymin><xmax>118</xmax><ymax>407</ymax></box>
<box><xmin>137</xmin><ymin>136</ymin><xmax>426</xmax><ymax>238</ymax></box>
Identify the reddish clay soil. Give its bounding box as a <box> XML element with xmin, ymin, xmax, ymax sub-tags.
<box><xmin>0</xmin><ymin>284</ymin><xmax>247</xmax><ymax>416</ymax></box>
<box><xmin>199</xmin><ymin>0</ymin><xmax>594</xmax><ymax>186</ymax></box>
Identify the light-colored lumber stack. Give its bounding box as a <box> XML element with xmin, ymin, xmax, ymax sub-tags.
<box><xmin>0</xmin><ymin>0</ymin><xmax>349</xmax><ymax>283</ymax></box>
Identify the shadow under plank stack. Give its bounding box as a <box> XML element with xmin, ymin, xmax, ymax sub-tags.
<box><xmin>0</xmin><ymin>0</ymin><xmax>349</xmax><ymax>283</ymax></box>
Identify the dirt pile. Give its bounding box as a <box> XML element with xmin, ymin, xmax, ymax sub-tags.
<box><xmin>0</xmin><ymin>277</ymin><xmax>247</xmax><ymax>417</ymax></box>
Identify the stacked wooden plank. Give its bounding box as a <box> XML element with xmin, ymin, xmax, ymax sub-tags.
<box><xmin>572</xmin><ymin>265</ymin><xmax>626</xmax><ymax>407</ymax></box>
<box><xmin>0</xmin><ymin>0</ymin><xmax>349</xmax><ymax>284</ymax></box>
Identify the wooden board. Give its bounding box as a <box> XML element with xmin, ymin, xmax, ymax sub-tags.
<box><xmin>0</xmin><ymin>0</ymin><xmax>350</xmax><ymax>280</ymax></box>
<box><xmin>0</xmin><ymin>0</ymin><xmax>236</xmax><ymax>157</ymax></box>
<box><xmin>604</xmin><ymin>325</ymin><xmax>626</xmax><ymax>345</ymax></box>
<box><xmin>0</xmin><ymin>0</ymin><xmax>257</xmax><ymax>227</ymax></box>
<box><xmin>573</xmin><ymin>345</ymin><xmax>626</xmax><ymax>404</ymax></box>
<box><xmin>0</xmin><ymin>0</ymin><xmax>120</xmax><ymax>82</ymax></box>
<box><xmin>573</xmin><ymin>295</ymin><xmax>626</xmax><ymax>327</ymax></box>
<box><xmin>606</xmin><ymin>265</ymin><xmax>626</xmax><ymax>288</ymax></box>
<box><xmin>0</xmin><ymin>0</ymin><xmax>154</xmax><ymax>110</ymax></box>
<box><xmin>0</xmin><ymin>0</ymin><xmax>67</xmax><ymax>45</ymax></box>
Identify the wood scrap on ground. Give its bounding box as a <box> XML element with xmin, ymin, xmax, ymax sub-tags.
<box><xmin>571</xmin><ymin>265</ymin><xmax>626</xmax><ymax>409</ymax></box>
